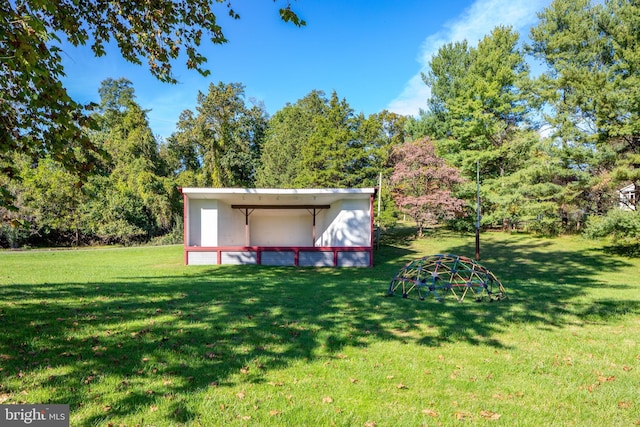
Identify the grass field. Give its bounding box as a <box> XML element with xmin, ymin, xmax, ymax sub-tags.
<box><xmin>1</xmin><ymin>229</ymin><xmax>639</xmax><ymax>426</ymax></box>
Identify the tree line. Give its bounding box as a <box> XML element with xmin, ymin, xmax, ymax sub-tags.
<box><xmin>2</xmin><ymin>0</ymin><xmax>639</xmax><ymax>249</ymax></box>
<box><xmin>1</xmin><ymin>79</ymin><xmax>407</xmax><ymax>247</ymax></box>
<box><xmin>408</xmin><ymin>0</ymin><xmax>640</xmax><ymax>244</ymax></box>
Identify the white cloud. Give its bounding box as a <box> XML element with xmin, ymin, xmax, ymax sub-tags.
<box><xmin>388</xmin><ymin>0</ymin><xmax>551</xmax><ymax>116</ymax></box>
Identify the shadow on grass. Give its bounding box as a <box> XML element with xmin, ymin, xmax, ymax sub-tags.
<box><xmin>0</xmin><ymin>232</ymin><xmax>638</xmax><ymax>424</ymax></box>
<box><xmin>600</xmin><ymin>242</ymin><xmax>640</xmax><ymax>257</ymax></box>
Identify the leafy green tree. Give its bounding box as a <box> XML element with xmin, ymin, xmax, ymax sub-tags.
<box><xmin>296</xmin><ymin>91</ymin><xmax>356</xmax><ymax>187</ymax></box>
<box><xmin>257</xmin><ymin>90</ymin><xmax>404</xmax><ymax>189</ymax></box>
<box><xmin>19</xmin><ymin>157</ymin><xmax>85</xmax><ymax>245</ymax></box>
<box><xmin>82</xmin><ymin>78</ymin><xmax>179</xmax><ymax>244</ymax></box>
<box><xmin>353</xmin><ymin>110</ymin><xmax>406</xmax><ymax>185</ymax></box>
<box><xmin>168</xmin><ymin>82</ymin><xmax>267</xmax><ymax>187</ymax></box>
<box><xmin>1</xmin><ymin>0</ymin><xmax>304</xmax><ymax>209</ymax></box>
<box><xmin>421</xmin><ymin>40</ymin><xmax>472</xmax><ymax>139</ymax></box>
<box><xmin>528</xmin><ymin>0</ymin><xmax>640</xmax><ymax>212</ymax></box>
<box><xmin>0</xmin><ymin>154</ymin><xmax>85</xmax><ymax>247</ymax></box>
<box><xmin>420</xmin><ymin>26</ymin><xmax>536</xmax><ymax>229</ymax></box>
<box><xmin>255</xmin><ymin>91</ymin><xmax>327</xmax><ymax>187</ymax></box>
<box><xmin>584</xmin><ymin>208</ymin><xmax>640</xmax><ymax>252</ymax></box>
<box><xmin>448</xmin><ymin>27</ymin><xmax>531</xmax><ymax>178</ymax></box>
<box><xmin>290</xmin><ymin>91</ymin><xmax>404</xmax><ymax>188</ymax></box>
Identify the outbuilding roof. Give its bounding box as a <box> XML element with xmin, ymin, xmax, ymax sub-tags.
<box><xmin>180</xmin><ymin>188</ymin><xmax>376</xmax><ymax>206</ymax></box>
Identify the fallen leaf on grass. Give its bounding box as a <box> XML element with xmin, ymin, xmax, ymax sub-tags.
<box><xmin>322</xmin><ymin>396</ymin><xmax>333</xmax><ymax>404</ymax></box>
<box><xmin>585</xmin><ymin>383</ymin><xmax>599</xmax><ymax>393</ymax></box>
<box><xmin>396</xmin><ymin>383</ymin><xmax>408</xmax><ymax>389</ymax></box>
<box><xmin>480</xmin><ymin>410</ymin><xmax>501</xmax><ymax>420</ymax></box>
<box><xmin>236</xmin><ymin>391</ymin><xmax>246</xmax><ymax>399</ymax></box>
<box><xmin>150</xmin><ymin>405</ymin><xmax>158</xmax><ymax>412</ymax></box>
<box><xmin>349</xmin><ymin>377</ymin><xmax>359</xmax><ymax>384</ymax></box>
<box><xmin>455</xmin><ymin>411</ymin><xmax>472</xmax><ymax>420</ymax></box>
<box><xmin>240</xmin><ymin>367</ymin><xmax>249</xmax><ymax>374</ymax></box>
<box><xmin>364</xmin><ymin>421</ymin><xmax>376</xmax><ymax>427</ymax></box>
<box><xmin>269</xmin><ymin>410</ymin><xmax>282</xmax><ymax>416</ymax></box>
<box><xmin>421</xmin><ymin>409</ymin><xmax>438</xmax><ymax>417</ymax></box>
<box><xmin>618</xmin><ymin>401</ymin><xmax>632</xmax><ymax>409</ymax></box>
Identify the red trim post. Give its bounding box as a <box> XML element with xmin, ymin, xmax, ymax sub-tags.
<box><xmin>369</xmin><ymin>192</ymin><xmax>375</xmax><ymax>267</ymax></box>
<box><xmin>181</xmin><ymin>188</ymin><xmax>188</xmax><ymax>265</ymax></box>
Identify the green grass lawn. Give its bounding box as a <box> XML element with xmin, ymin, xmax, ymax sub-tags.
<box><xmin>1</xmin><ymin>229</ymin><xmax>639</xmax><ymax>426</ymax></box>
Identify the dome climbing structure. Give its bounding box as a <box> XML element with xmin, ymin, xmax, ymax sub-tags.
<box><xmin>388</xmin><ymin>254</ymin><xmax>506</xmax><ymax>302</ymax></box>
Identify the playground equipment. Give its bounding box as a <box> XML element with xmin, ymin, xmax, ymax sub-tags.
<box><xmin>387</xmin><ymin>254</ymin><xmax>506</xmax><ymax>302</ymax></box>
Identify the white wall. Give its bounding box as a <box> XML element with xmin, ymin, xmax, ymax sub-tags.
<box><xmin>316</xmin><ymin>199</ymin><xmax>371</xmax><ymax>247</ymax></box>
<box><xmin>216</xmin><ymin>202</ymin><xmax>246</xmax><ymax>246</ymax></box>
<box><xmin>250</xmin><ymin>212</ymin><xmax>313</xmax><ymax>246</ymax></box>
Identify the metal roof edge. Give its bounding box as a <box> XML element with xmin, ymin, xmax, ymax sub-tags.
<box><xmin>180</xmin><ymin>187</ymin><xmax>376</xmax><ymax>196</ymax></box>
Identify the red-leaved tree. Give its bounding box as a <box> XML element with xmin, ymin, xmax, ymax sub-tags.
<box><xmin>390</xmin><ymin>138</ymin><xmax>466</xmax><ymax>236</ymax></box>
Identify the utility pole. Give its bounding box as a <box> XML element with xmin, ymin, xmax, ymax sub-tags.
<box><xmin>377</xmin><ymin>172</ymin><xmax>382</xmax><ymax>249</ymax></box>
<box><xmin>475</xmin><ymin>159</ymin><xmax>481</xmax><ymax>261</ymax></box>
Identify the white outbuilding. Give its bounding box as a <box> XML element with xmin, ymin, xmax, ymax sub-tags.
<box><xmin>180</xmin><ymin>188</ymin><xmax>376</xmax><ymax>267</ymax></box>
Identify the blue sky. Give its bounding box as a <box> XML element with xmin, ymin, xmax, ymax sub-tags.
<box><xmin>60</xmin><ymin>0</ymin><xmax>552</xmax><ymax>140</ymax></box>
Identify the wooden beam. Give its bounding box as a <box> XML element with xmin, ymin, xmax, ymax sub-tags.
<box><xmin>231</xmin><ymin>204</ymin><xmax>330</xmax><ymax>210</ymax></box>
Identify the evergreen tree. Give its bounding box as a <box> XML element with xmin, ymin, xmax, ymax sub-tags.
<box><xmin>529</xmin><ymin>0</ymin><xmax>640</xmax><ymax>212</ymax></box>
<box><xmin>82</xmin><ymin>78</ymin><xmax>178</xmax><ymax>244</ymax></box>
<box><xmin>255</xmin><ymin>91</ymin><xmax>326</xmax><ymax>187</ymax></box>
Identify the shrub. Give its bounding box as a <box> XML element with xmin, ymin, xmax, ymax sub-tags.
<box><xmin>584</xmin><ymin>209</ymin><xmax>640</xmax><ymax>245</ymax></box>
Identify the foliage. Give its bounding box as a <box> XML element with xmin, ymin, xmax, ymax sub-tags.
<box><xmin>256</xmin><ymin>90</ymin><xmax>405</xmax><ymax>190</ymax></box>
<box><xmin>7</xmin><ymin>0</ymin><xmax>640</xmax><ymax>246</ymax></box>
<box><xmin>0</xmin><ymin>1</ymin><xmax>303</xmax><ymax>210</ymax></box>
<box><xmin>16</xmin><ymin>156</ymin><xmax>85</xmax><ymax>245</ymax></box>
<box><xmin>415</xmin><ymin>4</ymin><xmax>640</xmax><ymax>235</ymax></box>
<box><xmin>423</xmin><ymin>26</ymin><xmax>531</xmax><ymax>173</ymax></box>
<box><xmin>255</xmin><ymin>91</ymin><xmax>327</xmax><ymax>188</ymax></box>
<box><xmin>0</xmin><ymin>78</ymin><xmax>182</xmax><ymax>247</ymax></box>
<box><xmin>0</xmin><ymin>2</ymin><xmax>100</xmax><ymax>209</ymax></box>
<box><xmin>389</xmin><ymin>138</ymin><xmax>466</xmax><ymax>236</ymax></box>
<box><xmin>584</xmin><ymin>208</ymin><xmax>640</xmax><ymax>246</ymax></box>
<box><xmin>419</xmin><ymin>26</ymin><xmax>536</xmax><ymax>232</ymax></box>
<box><xmin>528</xmin><ymin>0</ymin><xmax>640</xmax><ymax>209</ymax></box>
<box><xmin>77</xmin><ymin>78</ymin><xmax>180</xmax><ymax>245</ymax></box>
<box><xmin>168</xmin><ymin>82</ymin><xmax>267</xmax><ymax>187</ymax></box>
